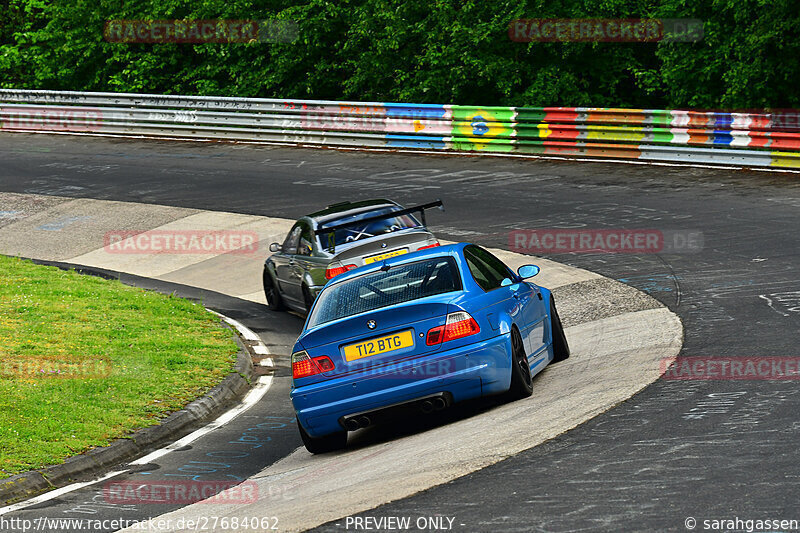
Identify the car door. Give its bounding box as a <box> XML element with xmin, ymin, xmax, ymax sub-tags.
<box><xmin>466</xmin><ymin>246</ymin><xmax>546</xmax><ymax>361</ymax></box>
<box><xmin>274</xmin><ymin>224</ymin><xmax>302</xmax><ymax>303</ymax></box>
<box><xmin>519</xmin><ymin>279</ymin><xmax>547</xmax><ymax>362</ymax></box>
<box><xmin>478</xmin><ymin>247</ymin><xmax>544</xmax><ymax>356</ymax></box>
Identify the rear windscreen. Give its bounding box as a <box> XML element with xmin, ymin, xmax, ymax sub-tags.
<box><xmin>317</xmin><ymin>207</ymin><xmax>421</xmax><ymax>250</ymax></box>
<box><xmin>307</xmin><ymin>257</ymin><xmax>461</xmax><ymax>328</ymax></box>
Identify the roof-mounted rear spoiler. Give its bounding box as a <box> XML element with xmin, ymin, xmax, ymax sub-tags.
<box><xmin>316</xmin><ymin>200</ymin><xmax>444</xmax><ymax>252</ymax></box>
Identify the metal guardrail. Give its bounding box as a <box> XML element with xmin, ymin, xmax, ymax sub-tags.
<box><xmin>1</xmin><ymin>89</ymin><xmax>798</xmax><ymax>169</ymax></box>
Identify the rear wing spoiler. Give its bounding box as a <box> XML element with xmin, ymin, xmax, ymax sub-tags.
<box><xmin>316</xmin><ymin>200</ymin><xmax>444</xmax><ymax>252</ymax></box>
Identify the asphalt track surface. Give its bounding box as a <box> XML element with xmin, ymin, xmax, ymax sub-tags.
<box><xmin>2</xmin><ymin>133</ymin><xmax>800</xmax><ymax>531</ymax></box>
<box><xmin>0</xmin><ymin>193</ymin><xmax>679</xmax><ymax>531</ymax></box>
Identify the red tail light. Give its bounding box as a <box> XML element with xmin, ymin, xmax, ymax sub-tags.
<box><xmin>325</xmin><ymin>264</ymin><xmax>357</xmax><ymax>279</ymax></box>
<box><xmin>426</xmin><ymin>311</ymin><xmax>480</xmax><ymax>346</ymax></box>
<box><xmin>292</xmin><ymin>351</ymin><xmax>335</xmax><ymax>379</ymax></box>
<box><xmin>426</xmin><ymin>326</ymin><xmax>444</xmax><ymax>346</ymax></box>
<box><xmin>417</xmin><ymin>242</ymin><xmax>440</xmax><ymax>250</ymax></box>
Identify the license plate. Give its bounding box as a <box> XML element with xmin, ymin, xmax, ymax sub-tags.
<box><xmin>363</xmin><ymin>248</ymin><xmax>408</xmax><ymax>264</ymax></box>
<box><xmin>343</xmin><ymin>330</ymin><xmax>414</xmax><ymax>362</ymax></box>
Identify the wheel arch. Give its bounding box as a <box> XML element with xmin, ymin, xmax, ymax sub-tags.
<box><xmin>496</xmin><ymin>312</ymin><xmax>515</xmax><ymax>336</ymax></box>
<box><xmin>264</xmin><ymin>258</ymin><xmax>279</xmax><ymax>277</ymax></box>
<box><xmin>301</xmin><ymin>271</ymin><xmax>318</xmax><ymax>292</ymax></box>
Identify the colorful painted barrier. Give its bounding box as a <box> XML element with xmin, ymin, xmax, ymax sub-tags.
<box><xmin>0</xmin><ymin>90</ymin><xmax>798</xmax><ymax>169</ymax></box>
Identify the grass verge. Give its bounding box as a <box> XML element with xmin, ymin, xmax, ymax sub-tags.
<box><xmin>0</xmin><ymin>256</ymin><xmax>239</xmax><ymax>479</ymax></box>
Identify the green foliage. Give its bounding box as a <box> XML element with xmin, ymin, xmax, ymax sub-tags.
<box><xmin>0</xmin><ymin>0</ymin><xmax>797</xmax><ymax>108</ymax></box>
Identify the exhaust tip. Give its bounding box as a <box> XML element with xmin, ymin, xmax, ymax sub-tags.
<box><xmin>420</xmin><ymin>400</ymin><xmax>434</xmax><ymax>414</ymax></box>
<box><xmin>432</xmin><ymin>397</ymin><xmax>447</xmax><ymax>411</ymax></box>
<box><xmin>344</xmin><ymin>418</ymin><xmax>361</xmax><ymax>431</ymax></box>
<box><xmin>357</xmin><ymin>415</ymin><xmax>371</xmax><ymax>428</ymax></box>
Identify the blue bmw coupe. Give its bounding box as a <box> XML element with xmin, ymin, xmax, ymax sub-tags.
<box><xmin>290</xmin><ymin>243</ymin><xmax>570</xmax><ymax>453</ymax></box>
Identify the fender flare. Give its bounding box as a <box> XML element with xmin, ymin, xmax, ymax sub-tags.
<box><xmin>496</xmin><ymin>313</ymin><xmax>514</xmax><ymax>336</ymax></box>
<box><xmin>539</xmin><ymin>286</ymin><xmax>554</xmax><ymax>310</ymax></box>
<box><xmin>538</xmin><ymin>286</ymin><xmax>558</xmax><ymax>346</ymax></box>
<box><xmin>301</xmin><ymin>271</ymin><xmax>317</xmax><ymax>293</ymax></box>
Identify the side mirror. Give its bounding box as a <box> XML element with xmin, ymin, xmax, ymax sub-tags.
<box><xmin>517</xmin><ymin>264</ymin><xmax>540</xmax><ymax>279</ymax></box>
<box><xmin>269</xmin><ymin>243</ymin><xmax>282</xmax><ymax>253</ymax></box>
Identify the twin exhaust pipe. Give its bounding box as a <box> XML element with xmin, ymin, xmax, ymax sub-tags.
<box><xmin>419</xmin><ymin>396</ymin><xmax>447</xmax><ymax>414</ymax></box>
<box><xmin>342</xmin><ymin>395</ymin><xmax>449</xmax><ymax>431</ymax></box>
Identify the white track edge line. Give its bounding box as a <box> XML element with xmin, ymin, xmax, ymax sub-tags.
<box><xmin>210</xmin><ymin>310</ymin><xmax>261</xmax><ymax>341</ymax></box>
<box><xmin>129</xmin><ymin>374</ymin><xmax>273</xmax><ymax>466</ymax></box>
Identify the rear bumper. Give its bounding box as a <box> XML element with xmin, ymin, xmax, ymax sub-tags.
<box><xmin>291</xmin><ymin>333</ymin><xmax>513</xmax><ymax>437</ymax></box>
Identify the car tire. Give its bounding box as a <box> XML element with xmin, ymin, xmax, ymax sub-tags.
<box><xmin>297</xmin><ymin>418</ymin><xmax>347</xmax><ymax>454</ymax></box>
<box><xmin>263</xmin><ymin>269</ymin><xmax>285</xmax><ymax>311</ymax></box>
<box><xmin>550</xmin><ymin>298</ymin><xmax>570</xmax><ymax>363</ymax></box>
<box><xmin>302</xmin><ymin>285</ymin><xmax>314</xmax><ymax>315</ymax></box>
<box><xmin>506</xmin><ymin>328</ymin><xmax>534</xmax><ymax>400</ymax></box>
